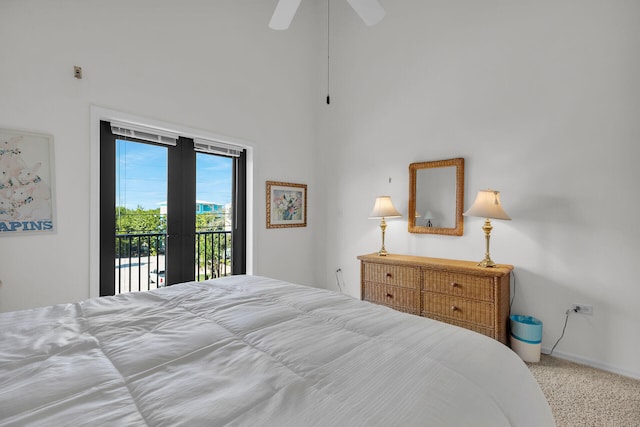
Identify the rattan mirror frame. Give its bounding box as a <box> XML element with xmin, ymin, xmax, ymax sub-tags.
<box><xmin>408</xmin><ymin>158</ymin><xmax>464</xmax><ymax>236</ymax></box>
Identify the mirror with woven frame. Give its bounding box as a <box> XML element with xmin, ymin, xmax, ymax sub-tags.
<box><xmin>408</xmin><ymin>158</ymin><xmax>464</xmax><ymax>236</ymax></box>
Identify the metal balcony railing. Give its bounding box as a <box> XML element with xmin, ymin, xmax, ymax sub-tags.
<box><xmin>196</xmin><ymin>230</ymin><xmax>232</xmax><ymax>281</ymax></box>
<box><xmin>115</xmin><ymin>230</ymin><xmax>232</xmax><ymax>295</ymax></box>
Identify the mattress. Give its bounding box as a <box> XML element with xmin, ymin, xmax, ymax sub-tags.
<box><xmin>0</xmin><ymin>275</ymin><xmax>555</xmax><ymax>426</ymax></box>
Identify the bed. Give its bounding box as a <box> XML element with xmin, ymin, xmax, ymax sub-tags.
<box><xmin>0</xmin><ymin>275</ymin><xmax>555</xmax><ymax>426</ymax></box>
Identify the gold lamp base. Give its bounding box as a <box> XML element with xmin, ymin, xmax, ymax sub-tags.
<box><xmin>477</xmin><ymin>257</ymin><xmax>497</xmax><ymax>268</ymax></box>
<box><xmin>377</xmin><ymin>217</ymin><xmax>389</xmax><ymax>256</ymax></box>
<box><xmin>478</xmin><ymin>218</ymin><xmax>497</xmax><ymax>268</ymax></box>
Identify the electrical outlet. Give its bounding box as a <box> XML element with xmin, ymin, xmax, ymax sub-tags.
<box><xmin>571</xmin><ymin>304</ymin><xmax>593</xmax><ymax>315</ymax></box>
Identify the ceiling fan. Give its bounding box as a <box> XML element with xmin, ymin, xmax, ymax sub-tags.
<box><xmin>269</xmin><ymin>0</ymin><xmax>386</xmax><ymax>30</ymax></box>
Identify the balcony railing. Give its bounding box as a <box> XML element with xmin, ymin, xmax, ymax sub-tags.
<box><xmin>196</xmin><ymin>230</ymin><xmax>232</xmax><ymax>281</ymax></box>
<box><xmin>115</xmin><ymin>230</ymin><xmax>232</xmax><ymax>295</ymax></box>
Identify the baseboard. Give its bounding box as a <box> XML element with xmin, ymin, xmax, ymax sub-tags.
<box><xmin>541</xmin><ymin>347</ymin><xmax>640</xmax><ymax>380</ymax></box>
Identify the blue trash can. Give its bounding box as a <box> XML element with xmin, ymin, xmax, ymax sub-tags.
<box><xmin>510</xmin><ymin>315</ymin><xmax>542</xmax><ymax>362</ymax></box>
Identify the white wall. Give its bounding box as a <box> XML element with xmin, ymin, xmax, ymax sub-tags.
<box><xmin>320</xmin><ymin>0</ymin><xmax>640</xmax><ymax>378</ymax></box>
<box><xmin>0</xmin><ymin>0</ymin><xmax>323</xmax><ymax>310</ymax></box>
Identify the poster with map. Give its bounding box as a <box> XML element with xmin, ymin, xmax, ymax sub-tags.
<box><xmin>0</xmin><ymin>128</ymin><xmax>56</xmax><ymax>235</ymax></box>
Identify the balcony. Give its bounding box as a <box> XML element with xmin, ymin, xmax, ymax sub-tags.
<box><xmin>114</xmin><ymin>230</ymin><xmax>232</xmax><ymax>294</ymax></box>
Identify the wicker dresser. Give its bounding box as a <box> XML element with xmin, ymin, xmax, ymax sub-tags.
<box><xmin>358</xmin><ymin>253</ymin><xmax>513</xmax><ymax>345</ymax></box>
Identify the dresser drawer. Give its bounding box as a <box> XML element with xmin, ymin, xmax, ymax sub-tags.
<box><xmin>362</xmin><ymin>262</ymin><xmax>420</xmax><ymax>290</ymax></box>
<box><xmin>424</xmin><ymin>270</ymin><xmax>495</xmax><ymax>302</ymax></box>
<box><xmin>423</xmin><ymin>292</ymin><xmax>495</xmax><ymax>328</ymax></box>
<box><xmin>363</xmin><ymin>282</ymin><xmax>420</xmax><ymax>314</ymax></box>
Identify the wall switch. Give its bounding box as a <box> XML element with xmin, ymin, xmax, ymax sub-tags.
<box><xmin>571</xmin><ymin>304</ymin><xmax>593</xmax><ymax>315</ymax></box>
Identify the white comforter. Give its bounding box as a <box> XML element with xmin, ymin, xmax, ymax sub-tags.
<box><xmin>0</xmin><ymin>275</ymin><xmax>555</xmax><ymax>426</ymax></box>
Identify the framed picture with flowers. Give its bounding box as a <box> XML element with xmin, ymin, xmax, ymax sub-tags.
<box><xmin>266</xmin><ymin>181</ymin><xmax>307</xmax><ymax>228</ymax></box>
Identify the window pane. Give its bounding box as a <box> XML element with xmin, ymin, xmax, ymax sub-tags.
<box><xmin>115</xmin><ymin>139</ymin><xmax>167</xmax><ymax>294</ymax></box>
<box><xmin>195</xmin><ymin>153</ymin><xmax>232</xmax><ymax>281</ymax></box>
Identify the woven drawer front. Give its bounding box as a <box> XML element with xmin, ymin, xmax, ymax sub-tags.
<box><xmin>363</xmin><ymin>282</ymin><xmax>420</xmax><ymax>313</ymax></box>
<box><xmin>423</xmin><ymin>292</ymin><xmax>495</xmax><ymax>328</ymax></box>
<box><xmin>362</xmin><ymin>263</ymin><xmax>420</xmax><ymax>289</ymax></box>
<box><xmin>424</xmin><ymin>271</ymin><xmax>494</xmax><ymax>302</ymax></box>
<box><xmin>428</xmin><ymin>314</ymin><xmax>495</xmax><ymax>339</ymax></box>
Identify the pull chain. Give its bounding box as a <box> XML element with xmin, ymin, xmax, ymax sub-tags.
<box><xmin>326</xmin><ymin>0</ymin><xmax>331</xmax><ymax>104</ymax></box>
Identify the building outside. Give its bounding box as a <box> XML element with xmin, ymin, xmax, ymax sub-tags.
<box><xmin>158</xmin><ymin>200</ymin><xmax>230</xmax><ymax>230</ymax></box>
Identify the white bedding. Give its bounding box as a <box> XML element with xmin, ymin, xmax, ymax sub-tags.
<box><xmin>0</xmin><ymin>275</ymin><xmax>555</xmax><ymax>426</ymax></box>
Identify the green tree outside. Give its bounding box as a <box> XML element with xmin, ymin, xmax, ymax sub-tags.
<box><xmin>116</xmin><ymin>206</ymin><xmax>165</xmax><ymax>233</ymax></box>
<box><xmin>115</xmin><ymin>206</ymin><xmax>165</xmax><ymax>257</ymax></box>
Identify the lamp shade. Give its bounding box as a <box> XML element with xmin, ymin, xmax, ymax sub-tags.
<box><xmin>423</xmin><ymin>210</ymin><xmax>434</xmax><ymax>220</ymax></box>
<box><xmin>369</xmin><ymin>196</ymin><xmax>401</xmax><ymax>219</ymax></box>
<box><xmin>463</xmin><ymin>190</ymin><xmax>511</xmax><ymax>220</ymax></box>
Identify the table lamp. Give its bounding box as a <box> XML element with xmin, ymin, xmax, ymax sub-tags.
<box><xmin>369</xmin><ymin>196</ymin><xmax>401</xmax><ymax>256</ymax></box>
<box><xmin>463</xmin><ymin>189</ymin><xmax>511</xmax><ymax>267</ymax></box>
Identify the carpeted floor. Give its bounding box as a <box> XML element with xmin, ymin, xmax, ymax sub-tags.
<box><xmin>526</xmin><ymin>355</ymin><xmax>640</xmax><ymax>427</ymax></box>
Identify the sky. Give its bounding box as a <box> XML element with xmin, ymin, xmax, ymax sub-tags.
<box><xmin>115</xmin><ymin>139</ymin><xmax>232</xmax><ymax>210</ymax></box>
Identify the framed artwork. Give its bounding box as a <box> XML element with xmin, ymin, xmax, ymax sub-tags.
<box><xmin>0</xmin><ymin>128</ymin><xmax>56</xmax><ymax>236</ymax></box>
<box><xmin>266</xmin><ymin>181</ymin><xmax>307</xmax><ymax>228</ymax></box>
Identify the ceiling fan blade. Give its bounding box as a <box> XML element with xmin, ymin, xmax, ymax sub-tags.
<box><xmin>346</xmin><ymin>0</ymin><xmax>386</xmax><ymax>26</ymax></box>
<box><xmin>269</xmin><ymin>0</ymin><xmax>303</xmax><ymax>30</ymax></box>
